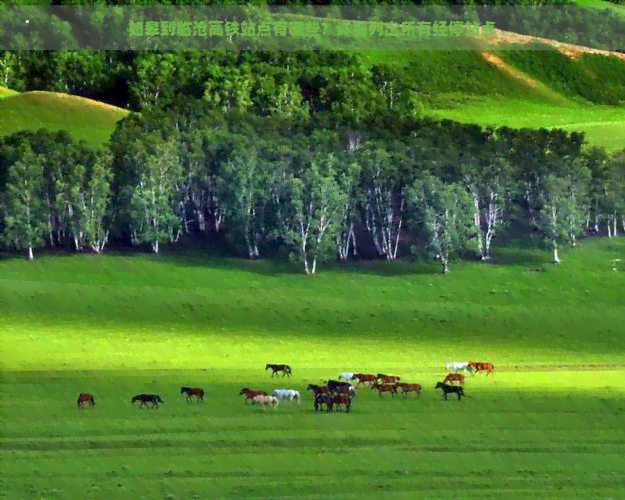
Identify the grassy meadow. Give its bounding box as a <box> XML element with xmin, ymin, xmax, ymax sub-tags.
<box><xmin>1</xmin><ymin>238</ymin><xmax>625</xmax><ymax>499</ymax></box>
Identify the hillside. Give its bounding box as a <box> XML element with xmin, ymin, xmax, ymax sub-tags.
<box><xmin>0</xmin><ymin>91</ymin><xmax>129</xmax><ymax>148</ymax></box>
<box><xmin>0</xmin><ymin>86</ymin><xmax>18</xmax><ymax>98</ymax></box>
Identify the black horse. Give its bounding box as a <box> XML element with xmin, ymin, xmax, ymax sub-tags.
<box><xmin>180</xmin><ymin>387</ymin><xmax>204</xmax><ymax>401</ymax></box>
<box><xmin>265</xmin><ymin>364</ymin><xmax>292</xmax><ymax>377</ymax></box>
<box><xmin>435</xmin><ymin>382</ymin><xmax>464</xmax><ymax>401</ymax></box>
<box><xmin>131</xmin><ymin>394</ymin><xmax>164</xmax><ymax>408</ymax></box>
<box><xmin>314</xmin><ymin>393</ymin><xmax>335</xmax><ymax>412</ymax></box>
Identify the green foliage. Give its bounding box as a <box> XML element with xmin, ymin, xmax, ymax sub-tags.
<box><xmin>1</xmin><ymin>144</ymin><xmax>47</xmax><ymax>259</ymax></box>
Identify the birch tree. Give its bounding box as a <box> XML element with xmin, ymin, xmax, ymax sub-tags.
<box><xmin>286</xmin><ymin>154</ymin><xmax>349</xmax><ymax>275</ymax></box>
<box><xmin>536</xmin><ymin>174</ymin><xmax>586</xmax><ymax>264</ymax></box>
<box><xmin>2</xmin><ymin>146</ymin><xmax>47</xmax><ymax>260</ymax></box>
<box><xmin>336</xmin><ymin>160</ymin><xmax>361</xmax><ymax>261</ymax></box>
<box><xmin>405</xmin><ymin>174</ymin><xmax>474</xmax><ymax>274</ymax></box>
<box><xmin>358</xmin><ymin>146</ymin><xmax>404</xmax><ymax>260</ymax></box>
<box><xmin>221</xmin><ymin>147</ymin><xmax>268</xmax><ymax>259</ymax></box>
<box><xmin>77</xmin><ymin>150</ymin><xmax>113</xmax><ymax>253</ymax></box>
<box><xmin>126</xmin><ymin>137</ymin><xmax>182</xmax><ymax>253</ymax></box>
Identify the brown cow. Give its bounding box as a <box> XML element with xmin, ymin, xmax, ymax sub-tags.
<box><xmin>353</xmin><ymin>373</ymin><xmax>377</xmax><ymax>385</ymax></box>
<box><xmin>377</xmin><ymin>373</ymin><xmax>401</xmax><ymax>384</ymax></box>
<box><xmin>468</xmin><ymin>362</ymin><xmax>495</xmax><ymax>376</ymax></box>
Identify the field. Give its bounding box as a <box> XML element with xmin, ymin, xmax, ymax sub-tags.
<box><xmin>0</xmin><ymin>91</ymin><xmax>129</xmax><ymax>148</ymax></box>
<box><xmin>2</xmin><ymin>238</ymin><xmax>625</xmax><ymax>499</ymax></box>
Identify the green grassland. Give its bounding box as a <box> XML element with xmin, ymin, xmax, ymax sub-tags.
<box><xmin>1</xmin><ymin>238</ymin><xmax>625</xmax><ymax>499</ymax></box>
<box><xmin>0</xmin><ymin>91</ymin><xmax>129</xmax><ymax>148</ymax></box>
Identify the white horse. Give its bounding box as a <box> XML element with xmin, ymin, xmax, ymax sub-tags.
<box><xmin>252</xmin><ymin>395</ymin><xmax>279</xmax><ymax>409</ymax></box>
<box><xmin>445</xmin><ymin>362</ymin><xmax>473</xmax><ymax>373</ymax></box>
<box><xmin>272</xmin><ymin>389</ymin><xmax>301</xmax><ymax>403</ymax></box>
<box><xmin>338</xmin><ymin>372</ymin><xmax>355</xmax><ymax>381</ymax></box>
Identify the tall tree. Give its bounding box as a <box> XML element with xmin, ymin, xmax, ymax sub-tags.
<box><xmin>405</xmin><ymin>174</ymin><xmax>474</xmax><ymax>274</ymax></box>
<box><xmin>2</xmin><ymin>145</ymin><xmax>47</xmax><ymax>260</ymax></box>
<box><xmin>221</xmin><ymin>146</ymin><xmax>268</xmax><ymax>259</ymax></box>
<box><xmin>77</xmin><ymin>150</ymin><xmax>113</xmax><ymax>253</ymax></box>
<box><xmin>126</xmin><ymin>136</ymin><xmax>182</xmax><ymax>253</ymax></box>
<box><xmin>286</xmin><ymin>154</ymin><xmax>349</xmax><ymax>275</ymax></box>
<box><xmin>536</xmin><ymin>173</ymin><xmax>587</xmax><ymax>264</ymax></box>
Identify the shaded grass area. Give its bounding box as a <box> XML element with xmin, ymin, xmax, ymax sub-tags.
<box><xmin>0</xmin><ymin>91</ymin><xmax>128</xmax><ymax>148</ymax></box>
<box><xmin>1</xmin><ymin>370</ymin><xmax>625</xmax><ymax>499</ymax></box>
<box><xmin>0</xmin><ymin>86</ymin><xmax>18</xmax><ymax>98</ymax></box>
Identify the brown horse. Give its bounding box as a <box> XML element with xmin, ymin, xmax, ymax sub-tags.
<box><xmin>377</xmin><ymin>374</ymin><xmax>401</xmax><ymax>384</ymax></box>
<box><xmin>396</xmin><ymin>383</ymin><xmax>422</xmax><ymax>398</ymax></box>
<box><xmin>443</xmin><ymin>373</ymin><xmax>465</xmax><ymax>385</ymax></box>
<box><xmin>240</xmin><ymin>388</ymin><xmax>267</xmax><ymax>403</ymax></box>
<box><xmin>181</xmin><ymin>387</ymin><xmax>204</xmax><ymax>401</ymax></box>
<box><xmin>77</xmin><ymin>393</ymin><xmax>95</xmax><ymax>408</ymax></box>
<box><xmin>331</xmin><ymin>393</ymin><xmax>352</xmax><ymax>412</ymax></box>
<box><xmin>371</xmin><ymin>383</ymin><xmax>398</xmax><ymax>397</ymax></box>
<box><xmin>353</xmin><ymin>373</ymin><xmax>377</xmax><ymax>385</ymax></box>
<box><xmin>468</xmin><ymin>362</ymin><xmax>495</xmax><ymax>376</ymax></box>
<box><xmin>265</xmin><ymin>364</ymin><xmax>292</xmax><ymax>377</ymax></box>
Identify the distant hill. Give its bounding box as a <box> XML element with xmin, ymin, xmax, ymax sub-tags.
<box><xmin>0</xmin><ymin>91</ymin><xmax>129</xmax><ymax>148</ymax></box>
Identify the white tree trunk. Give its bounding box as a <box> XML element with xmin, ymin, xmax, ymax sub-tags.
<box><xmin>608</xmin><ymin>218</ymin><xmax>613</xmax><ymax>238</ymax></box>
<box><xmin>614</xmin><ymin>213</ymin><xmax>617</xmax><ymax>237</ymax></box>
<box><xmin>28</xmin><ymin>246</ymin><xmax>34</xmax><ymax>260</ymax></box>
<box><xmin>471</xmin><ymin>191</ymin><xmax>484</xmax><ymax>259</ymax></box>
<box><xmin>553</xmin><ymin>245</ymin><xmax>560</xmax><ymax>264</ymax></box>
<box><xmin>311</xmin><ymin>256</ymin><xmax>317</xmax><ymax>275</ymax></box>
<box><xmin>153</xmin><ymin>240</ymin><xmax>159</xmax><ymax>253</ymax></box>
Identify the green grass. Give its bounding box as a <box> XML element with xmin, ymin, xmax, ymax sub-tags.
<box><xmin>0</xmin><ymin>91</ymin><xmax>129</xmax><ymax>148</ymax></box>
<box><xmin>0</xmin><ymin>86</ymin><xmax>18</xmax><ymax>98</ymax></box>
<box><xmin>1</xmin><ymin>238</ymin><xmax>625</xmax><ymax>498</ymax></box>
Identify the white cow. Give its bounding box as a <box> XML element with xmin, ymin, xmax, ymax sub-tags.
<box><xmin>445</xmin><ymin>362</ymin><xmax>473</xmax><ymax>373</ymax></box>
<box><xmin>272</xmin><ymin>389</ymin><xmax>301</xmax><ymax>403</ymax></box>
<box><xmin>338</xmin><ymin>372</ymin><xmax>355</xmax><ymax>381</ymax></box>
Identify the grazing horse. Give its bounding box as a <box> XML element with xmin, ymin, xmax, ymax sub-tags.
<box><xmin>307</xmin><ymin>384</ymin><xmax>330</xmax><ymax>396</ymax></box>
<box><xmin>314</xmin><ymin>393</ymin><xmax>335</xmax><ymax>412</ymax></box>
<box><xmin>377</xmin><ymin>374</ymin><xmax>400</xmax><ymax>384</ymax></box>
<box><xmin>331</xmin><ymin>393</ymin><xmax>352</xmax><ymax>413</ymax></box>
<box><xmin>468</xmin><ymin>362</ymin><xmax>495</xmax><ymax>376</ymax></box>
<box><xmin>443</xmin><ymin>373</ymin><xmax>465</xmax><ymax>385</ymax></box>
<box><xmin>272</xmin><ymin>389</ymin><xmax>301</xmax><ymax>403</ymax></box>
<box><xmin>77</xmin><ymin>393</ymin><xmax>95</xmax><ymax>408</ymax></box>
<box><xmin>435</xmin><ymin>382</ymin><xmax>465</xmax><ymax>401</ymax></box>
<box><xmin>265</xmin><ymin>364</ymin><xmax>292</xmax><ymax>377</ymax></box>
<box><xmin>326</xmin><ymin>380</ymin><xmax>353</xmax><ymax>393</ymax></box>
<box><xmin>251</xmin><ymin>395</ymin><xmax>279</xmax><ymax>409</ymax></box>
<box><xmin>396</xmin><ymin>383</ymin><xmax>421</xmax><ymax>398</ymax></box>
<box><xmin>239</xmin><ymin>387</ymin><xmax>267</xmax><ymax>403</ymax></box>
<box><xmin>371</xmin><ymin>382</ymin><xmax>398</xmax><ymax>397</ymax></box>
<box><xmin>353</xmin><ymin>373</ymin><xmax>377</xmax><ymax>386</ymax></box>
<box><xmin>338</xmin><ymin>372</ymin><xmax>355</xmax><ymax>381</ymax></box>
<box><xmin>131</xmin><ymin>394</ymin><xmax>163</xmax><ymax>408</ymax></box>
<box><xmin>445</xmin><ymin>362</ymin><xmax>472</xmax><ymax>373</ymax></box>
<box><xmin>180</xmin><ymin>386</ymin><xmax>204</xmax><ymax>401</ymax></box>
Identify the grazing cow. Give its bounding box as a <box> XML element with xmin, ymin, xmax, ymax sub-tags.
<box><xmin>353</xmin><ymin>373</ymin><xmax>377</xmax><ymax>385</ymax></box>
<box><xmin>338</xmin><ymin>372</ymin><xmax>355</xmax><ymax>381</ymax></box>
<box><xmin>265</xmin><ymin>364</ymin><xmax>292</xmax><ymax>377</ymax></box>
<box><xmin>443</xmin><ymin>373</ymin><xmax>465</xmax><ymax>385</ymax></box>
<box><xmin>307</xmin><ymin>384</ymin><xmax>330</xmax><ymax>396</ymax></box>
<box><xmin>468</xmin><ymin>362</ymin><xmax>494</xmax><ymax>376</ymax></box>
<box><xmin>396</xmin><ymin>383</ymin><xmax>422</xmax><ymax>398</ymax></box>
<box><xmin>252</xmin><ymin>395</ymin><xmax>279</xmax><ymax>409</ymax></box>
<box><xmin>435</xmin><ymin>382</ymin><xmax>465</xmax><ymax>401</ymax></box>
<box><xmin>77</xmin><ymin>393</ymin><xmax>95</xmax><ymax>408</ymax></box>
<box><xmin>445</xmin><ymin>362</ymin><xmax>473</xmax><ymax>373</ymax></box>
<box><xmin>371</xmin><ymin>382</ymin><xmax>398</xmax><ymax>397</ymax></box>
<box><xmin>131</xmin><ymin>394</ymin><xmax>163</xmax><ymax>408</ymax></box>
<box><xmin>240</xmin><ymin>387</ymin><xmax>268</xmax><ymax>403</ymax></box>
<box><xmin>377</xmin><ymin>374</ymin><xmax>401</xmax><ymax>384</ymax></box>
<box><xmin>331</xmin><ymin>393</ymin><xmax>352</xmax><ymax>413</ymax></box>
<box><xmin>272</xmin><ymin>389</ymin><xmax>301</xmax><ymax>403</ymax></box>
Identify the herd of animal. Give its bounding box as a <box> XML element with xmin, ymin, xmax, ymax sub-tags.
<box><xmin>75</xmin><ymin>361</ymin><xmax>494</xmax><ymax>412</ymax></box>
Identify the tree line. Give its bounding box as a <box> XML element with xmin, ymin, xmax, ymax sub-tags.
<box><xmin>1</xmin><ymin>105</ymin><xmax>624</xmax><ymax>273</ymax></box>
